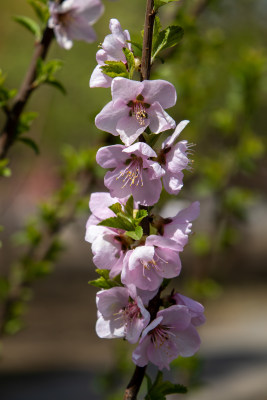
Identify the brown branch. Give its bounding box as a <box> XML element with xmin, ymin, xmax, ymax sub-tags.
<box><xmin>140</xmin><ymin>0</ymin><xmax>156</xmax><ymax>81</ymax></box>
<box><xmin>0</xmin><ymin>26</ymin><xmax>54</xmax><ymax>161</ymax></box>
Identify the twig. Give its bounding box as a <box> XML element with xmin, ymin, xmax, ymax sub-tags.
<box><xmin>0</xmin><ymin>27</ymin><xmax>54</xmax><ymax>161</ymax></box>
<box><xmin>123</xmin><ymin>2</ymin><xmax>156</xmax><ymax>399</ymax></box>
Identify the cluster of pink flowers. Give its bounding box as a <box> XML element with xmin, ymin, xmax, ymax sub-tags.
<box><xmin>84</xmin><ymin>18</ymin><xmax>205</xmax><ymax>370</ymax></box>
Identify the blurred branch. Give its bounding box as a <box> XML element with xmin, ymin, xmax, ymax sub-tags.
<box><xmin>0</xmin><ymin>26</ymin><xmax>54</xmax><ymax>161</ymax></box>
<box><xmin>0</xmin><ymin>148</ymin><xmax>97</xmax><ymax>339</ymax></box>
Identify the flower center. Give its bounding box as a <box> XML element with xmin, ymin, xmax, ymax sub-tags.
<box><xmin>113</xmin><ymin>301</ymin><xmax>141</xmax><ymax>325</ymax></box>
<box><xmin>57</xmin><ymin>11</ymin><xmax>74</xmax><ymax>27</ymax></box>
<box><xmin>116</xmin><ymin>157</ymin><xmax>143</xmax><ymax>188</ymax></box>
<box><xmin>150</xmin><ymin>324</ymin><xmax>175</xmax><ymax>347</ymax></box>
<box><xmin>140</xmin><ymin>251</ymin><xmax>168</xmax><ymax>277</ymax></box>
<box><xmin>127</xmin><ymin>94</ymin><xmax>150</xmax><ymax>126</ymax></box>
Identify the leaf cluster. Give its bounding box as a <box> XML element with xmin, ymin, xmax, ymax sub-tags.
<box><xmin>89</xmin><ymin>269</ymin><xmax>122</xmax><ymax>290</ymax></box>
<box><xmin>99</xmin><ymin>196</ymin><xmax>148</xmax><ymax>240</ymax></box>
<box><xmin>101</xmin><ymin>47</ymin><xmax>136</xmax><ymax>80</ymax></box>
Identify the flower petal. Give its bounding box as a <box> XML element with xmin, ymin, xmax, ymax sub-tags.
<box><xmin>142</xmin><ymin>80</ymin><xmax>177</xmax><ymax>109</ymax></box>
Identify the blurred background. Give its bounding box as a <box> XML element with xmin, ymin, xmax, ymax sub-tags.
<box><xmin>0</xmin><ymin>0</ymin><xmax>267</xmax><ymax>399</ymax></box>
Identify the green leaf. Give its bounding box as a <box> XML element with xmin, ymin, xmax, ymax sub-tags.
<box><xmin>99</xmin><ymin>213</ymin><xmax>135</xmax><ymax>231</ymax></box>
<box><xmin>126</xmin><ymin>225</ymin><xmax>143</xmax><ymax>240</ymax></box>
<box><xmin>0</xmin><ymin>159</ymin><xmax>11</xmax><ymax>178</ymax></box>
<box><xmin>89</xmin><ymin>269</ymin><xmax>122</xmax><ymax>289</ymax></box>
<box><xmin>45</xmin><ymin>79</ymin><xmax>67</xmax><ymax>95</ymax></box>
<box><xmin>154</xmin><ymin>0</ymin><xmax>180</xmax><ymax>10</ymax></box>
<box><xmin>109</xmin><ymin>203</ymin><xmax>123</xmax><ymax>215</ymax></box>
<box><xmin>127</xmin><ymin>40</ymin><xmax>142</xmax><ymax>57</ymax></box>
<box><xmin>18</xmin><ymin>137</ymin><xmax>40</xmax><ymax>155</ymax></box>
<box><xmin>27</xmin><ymin>0</ymin><xmax>50</xmax><ymax>24</ymax></box>
<box><xmin>13</xmin><ymin>15</ymin><xmax>41</xmax><ymax>40</ymax></box>
<box><xmin>134</xmin><ymin>209</ymin><xmax>148</xmax><ymax>224</ymax></box>
<box><xmin>15</xmin><ymin>112</ymin><xmax>38</xmax><ymax>137</ymax></box>
<box><xmin>122</xmin><ymin>47</ymin><xmax>135</xmax><ymax>78</ymax></box>
<box><xmin>34</xmin><ymin>58</ymin><xmax>64</xmax><ymax>88</ymax></box>
<box><xmin>101</xmin><ymin>61</ymin><xmax>129</xmax><ymax>79</ymax></box>
<box><xmin>124</xmin><ymin>196</ymin><xmax>134</xmax><ymax>217</ymax></box>
<box><xmin>145</xmin><ymin>371</ymin><xmax>187</xmax><ymax>400</ymax></box>
<box><xmin>152</xmin><ymin>25</ymin><xmax>184</xmax><ymax>62</ymax></box>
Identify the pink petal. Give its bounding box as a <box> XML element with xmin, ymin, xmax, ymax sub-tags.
<box><xmin>148</xmin><ymin>102</ymin><xmax>176</xmax><ymax>133</ymax></box>
<box><xmin>90</xmin><ymin>65</ymin><xmax>112</xmax><ymax>88</ymax></box>
<box><xmin>116</xmin><ymin>115</ymin><xmax>149</xmax><ymax>146</ymax></box>
<box><xmin>96</xmin><ymin>145</ymin><xmax>126</xmax><ymax>168</ymax></box>
<box><xmin>142</xmin><ymin>79</ymin><xmax>177</xmax><ymax>109</ymax></box>
<box><xmin>95</xmin><ymin>100</ymin><xmax>126</xmax><ymax>136</ymax></box>
<box><xmin>111</xmin><ymin>78</ymin><xmax>144</xmax><ymax>103</ymax></box>
<box><xmin>162</xmin><ymin>120</ymin><xmax>190</xmax><ymax>148</ymax></box>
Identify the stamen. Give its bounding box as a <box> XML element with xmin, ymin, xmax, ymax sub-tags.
<box><xmin>127</xmin><ymin>95</ymin><xmax>150</xmax><ymax>126</ymax></box>
<box><xmin>116</xmin><ymin>158</ymin><xmax>144</xmax><ymax>188</ymax></box>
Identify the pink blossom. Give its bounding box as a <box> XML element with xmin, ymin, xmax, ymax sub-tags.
<box><xmin>96</xmin><ymin>286</ymin><xmax>150</xmax><ymax>343</ymax></box>
<box><xmin>48</xmin><ymin>0</ymin><xmax>104</xmax><ymax>49</ymax></box>
<box><xmin>121</xmin><ymin>235</ymin><xmax>182</xmax><ymax>291</ymax></box>
<box><xmin>157</xmin><ymin>120</ymin><xmax>191</xmax><ymax>195</ymax></box>
<box><xmin>172</xmin><ymin>293</ymin><xmax>206</xmax><ymax>327</ymax></box>
<box><xmin>96</xmin><ymin>142</ymin><xmax>165</xmax><ymax>206</ymax></box>
<box><xmin>163</xmin><ymin>201</ymin><xmax>200</xmax><ymax>248</ymax></box>
<box><xmin>95</xmin><ymin>77</ymin><xmax>177</xmax><ymax>146</ymax></box>
<box><xmin>90</xmin><ymin>19</ymin><xmax>131</xmax><ymax>88</ymax></box>
<box><xmin>85</xmin><ymin>192</ymin><xmax>131</xmax><ymax>277</ymax></box>
<box><xmin>132</xmin><ymin>305</ymin><xmax>201</xmax><ymax>370</ymax></box>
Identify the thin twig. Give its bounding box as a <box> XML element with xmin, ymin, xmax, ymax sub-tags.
<box><xmin>0</xmin><ymin>27</ymin><xmax>54</xmax><ymax>160</ymax></box>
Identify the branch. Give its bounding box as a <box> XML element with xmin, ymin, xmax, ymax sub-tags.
<box><xmin>0</xmin><ymin>26</ymin><xmax>54</xmax><ymax>161</ymax></box>
<box><xmin>123</xmin><ymin>2</ymin><xmax>156</xmax><ymax>399</ymax></box>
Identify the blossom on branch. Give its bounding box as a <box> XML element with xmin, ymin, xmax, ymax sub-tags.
<box><xmin>96</xmin><ymin>286</ymin><xmax>150</xmax><ymax>343</ymax></box>
<box><xmin>85</xmin><ymin>192</ymin><xmax>130</xmax><ymax>277</ymax></box>
<box><xmin>48</xmin><ymin>0</ymin><xmax>104</xmax><ymax>49</ymax></box>
<box><xmin>156</xmin><ymin>120</ymin><xmax>191</xmax><ymax>194</ymax></box>
<box><xmin>121</xmin><ymin>235</ymin><xmax>182</xmax><ymax>291</ymax></box>
<box><xmin>90</xmin><ymin>18</ymin><xmax>132</xmax><ymax>88</ymax></box>
<box><xmin>96</xmin><ymin>142</ymin><xmax>165</xmax><ymax>206</ymax></box>
<box><xmin>132</xmin><ymin>304</ymin><xmax>201</xmax><ymax>370</ymax></box>
<box><xmin>95</xmin><ymin>77</ymin><xmax>177</xmax><ymax>146</ymax></box>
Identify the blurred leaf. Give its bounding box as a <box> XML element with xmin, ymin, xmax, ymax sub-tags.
<box><xmin>192</xmin><ymin>233</ymin><xmax>211</xmax><ymax>256</ymax></box>
<box><xmin>15</xmin><ymin>111</ymin><xmax>38</xmax><ymax>137</ymax></box>
<box><xmin>223</xmin><ymin>187</ymin><xmax>254</xmax><ymax>221</ymax></box>
<box><xmin>18</xmin><ymin>137</ymin><xmax>40</xmax><ymax>154</ymax></box>
<box><xmin>13</xmin><ymin>15</ymin><xmax>41</xmax><ymax>40</ymax></box>
<box><xmin>34</xmin><ymin>58</ymin><xmax>64</xmax><ymax>88</ymax></box>
<box><xmin>0</xmin><ymin>158</ymin><xmax>11</xmax><ymax>177</ymax></box>
<box><xmin>45</xmin><ymin>79</ymin><xmax>67</xmax><ymax>95</ymax></box>
<box><xmin>154</xmin><ymin>0</ymin><xmax>180</xmax><ymax>10</ymax></box>
<box><xmin>101</xmin><ymin>61</ymin><xmax>129</xmax><ymax>79</ymax></box>
<box><xmin>145</xmin><ymin>371</ymin><xmax>187</xmax><ymax>400</ymax></box>
<box><xmin>0</xmin><ymin>278</ymin><xmax>10</xmax><ymax>301</ymax></box>
<box><xmin>27</xmin><ymin>0</ymin><xmax>50</xmax><ymax>24</ymax></box>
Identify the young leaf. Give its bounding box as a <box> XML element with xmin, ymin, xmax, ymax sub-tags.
<box><xmin>101</xmin><ymin>61</ymin><xmax>129</xmax><ymax>79</ymax></box>
<box><xmin>27</xmin><ymin>0</ymin><xmax>50</xmax><ymax>24</ymax></box>
<box><xmin>18</xmin><ymin>137</ymin><xmax>40</xmax><ymax>155</ymax></box>
<box><xmin>127</xmin><ymin>40</ymin><xmax>142</xmax><ymax>57</ymax></box>
<box><xmin>124</xmin><ymin>196</ymin><xmax>134</xmax><ymax>217</ymax></box>
<box><xmin>109</xmin><ymin>203</ymin><xmax>123</xmax><ymax>215</ymax></box>
<box><xmin>154</xmin><ymin>0</ymin><xmax>180</xmax><ymax>10</ymax></box>
<box><xmin>45</xmin><ymin>79</ymin><xmax>67</xmax><ymax>95</ymax></box>
<box><xmin>134</xmin><ymin>209</ymin><xmax>148</xmax><ymax>225</ymax></box>
<box><xmin>99</xmin><ymin>213</ymin><xmax>135</xmax><ymax>231</ymax></box>
<box><xmin>122</xmin><ymin>47</ymin><xmax>135</xmax><ymax>78</ymax></box>
<box><xmin>0</xmin><ymin>159</ymin><xmax>11</xmax><ymax>178</ymax></box>
<box><xmin>13</xmin><ymin>15</ymin><xmax>41</xmax><ymax>40</ymax></box>
<box><xmin>152</xmin><ymin>25</ymin><xmax>184</xmax><ymax>62</ymax></box>
<box><xmin>126</xmin><ymin>226</ymin><xmax>143</xmax><ymax>241</ymax></box>
<box><xmin>15</xmin><ymin>112</ymin><xmax>38</xmax><ymax>137</ymax></box>
<box><xmin>89</xmin><ymin>269</ymin><xmax>122</xmax><ymax>289</ymax></box>
<box><xmin>145</xmin><ymin>371</ymin><xmax>187</xmax><ymax>400</ymax></box>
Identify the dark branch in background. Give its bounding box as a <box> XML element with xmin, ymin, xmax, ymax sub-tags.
<box><xmin>123</xmin><ymin>1</ymin><xmax>156</xmax><ymax>399</ymax></box>
<box><xmin>0</xmin><ymin>26</ymin><xmax>54</xmax><ymax>160</ymax></box>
